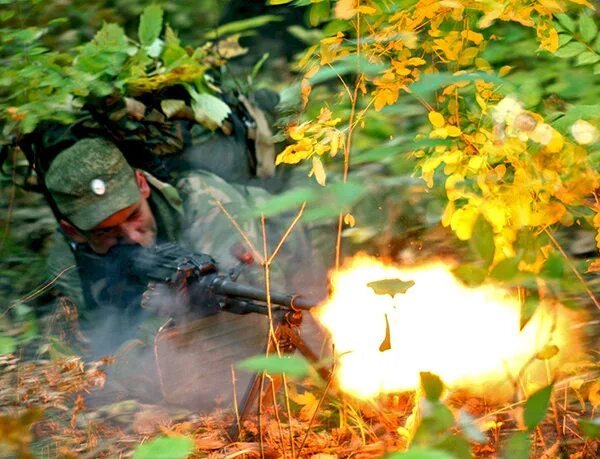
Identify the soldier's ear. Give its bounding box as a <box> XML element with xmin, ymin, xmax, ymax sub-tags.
<box><xmin>59</xmin><ymin>219</ymin><xmax>87</xmax><ymax>243</ymax></box>
<box><xmin>135</xmin><ymin>170</ymin><xmax>151</xmax><ymax>199</ymax></box>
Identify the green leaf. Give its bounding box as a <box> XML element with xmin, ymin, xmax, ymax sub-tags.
<box><xmin>386</xmin><ymin>449</ymin><xmax>457</xmax><ymax>459</ymax></box>
<box><xmin>0</xmin><ymin>336</ymin><xmax>16</xmax><ymax>355</ymax></box>
<box><xmin>576</xmin><ymin>51</ymin><xmax>600</xmax><ymax>65</ymax></box>
<box><xmin>594</xmin><ymin>62</ymin><xmax>600</xmax><ymax>74</ymax></box>
<box><xmin>238</xmin><ymin>354</ymin><xmax>310</xmax><ymax>378</ymax></box>
<box><xmin>515</xmin><ymin>228</ymin><xmax>539</xmax><ymax>264</ymax></box>
<box><xmin>554</xmin><ymin>41</ymin><xmax>587</xmax><ymax>58</ymax></box>
<box><xmin>309</xmin><ymin>1</ymin><xmax>330</xmax><ymax>26</ymax></box>
<box><xmin>502</xmin><ymin>431</ymin><xmax>531</xmax><ymax>459</ymax></box>
<box><xmin>94</xmin><ymin>22</ymin><xmax>129</xmax><ymax>49</ymax></box>
<box><xmin>556</xmin><ymin>14</ymin><xmax>576</xmax><ymax>33</ymax></box>
<box><xmin>436</xmin><ymin>435</ymin><xmax>472</xmax><ymax>459</ymax></box>
<box><xmin>367</xmin><ymin>278</ymin><xmax>415</xmax><ymax>297</ymax></box>
<box><xmin>558</xmin><ymin>34</ymin><xmax>573</xmax><ymax>47</ymax></box>
<box><xmin>452</xmin><ymin>264</ymin><xmax>487</xmax><ymax>287</ymax></box>
<box><xmin>542</xmin><ymin>253</ymin><xmax>564</xmax><ymax>279</ymax></box>
<box><xmin>413</xmin><ymin>402</ymin><xmax>455</xmax><ymax>442</ymax></box>
<box><xmin>139</xmin><ymin>5</ymin><xmax>164</xmax><ymax>47</ymax></box>
<box><xmin>579</xmin><ymin>13</ymin><xmax>598</xmax><ymax>43</ymax></box>
<box><xmin>132</xmin><ymin>436</ymin><xmax>194</xmax><ymax>459</ymax></box>
<box><xmin>250</xmin><ymin>53</ymin><xmax>270</xmax><ymax>81</ymax></box>
<box><xmin>520</xmin><ymin>291</ymin><xmax>538</xmax><ymax>331</ymax></box>
<box><xmin>524</xmin><ymin>384</ymin><xmax>553</xmax><ymax>431</ymax></box>
<box><xmin>470</xmin><ymin>216</ymin><xmax>495</xmax><ymax>268</ymax></box>
<box><xmin>191</xmin><ymin>93</ymin><xmax>231</xmax><ymax>130</ymax></box>
<box><xmin>594</xmin><ymin>34</ymin><xmax>600</xmax><ymax>53</ymax></box>
<box><xmin>203</xmin><ymin>15</ymin><xmax>283</xmax><ymax>39</ymax></box>
<box><xmin>421</xmin><ymin>372</ymin><xmax>444</xmax><ymax>401</ymax></box>
<box><xmin>579</xmin><ymin>418</ymin><xmax>600</xmax><ymax>439</ymax></box>
<box><xmin>490</xmin><ymin>257</ymin><xmax>520</xmax><ymax>281</ymax></box>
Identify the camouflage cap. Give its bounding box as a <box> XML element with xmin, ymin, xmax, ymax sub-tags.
<box><xmin>45</xmin><ymin>138</ymin><xmax>141</xmax><ymax>231</ymax></box>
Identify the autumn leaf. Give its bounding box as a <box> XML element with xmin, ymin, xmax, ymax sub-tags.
<box><xmin>367</xmin><ymin>278</ymin><xmax>415</xmax><ymax>296</ymax></box>
<box><xmin>310</xmin><ymin>156</ymin><xmax>327</xmax><ymax>186</ymax></box>
<box><xmin>379</xmin><ymin>313</ymin><xmax>392</xmax><ymax>352</ymax></box>
<box><xmin>344</xmin><ymin>212</ymin><xmax>355</xmax><ymax>227</ymax></box>
<box><xmin>428</xmin><ymin>111</ymin><xmax>445</xmax><ymax>128</ymax></box>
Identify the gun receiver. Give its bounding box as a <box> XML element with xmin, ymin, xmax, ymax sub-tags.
<box><xmin>127</xmin><ymin>242</ymin><xmax>318</xmax><ymax>315</ymax></box>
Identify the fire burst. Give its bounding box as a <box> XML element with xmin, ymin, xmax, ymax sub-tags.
<box><xmin>315</xmin><ymin>255</ymin><xmax>578</xmax><ymax>399</ymax></box>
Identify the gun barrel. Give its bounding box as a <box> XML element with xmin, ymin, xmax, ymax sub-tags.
<box><xmin>210</xmin><ymin>277</ymin><xmax>317</xmax><ymax>310</ymax></box>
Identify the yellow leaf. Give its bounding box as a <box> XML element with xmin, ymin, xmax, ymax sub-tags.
<box><xmin>536</xmin><ymin>344</ymin><xmax>559</xmax><ymax>360</ymax></box>
<box><xmin>446</xmin><ymin>125</ymin><xmax>462</xmax><ymax>137</ymax></box>
<box><xmin>467</xmin><ymin>155</ymin><xmax>484</xmax><ymax>172</ymax></box>
<box><xmin>301</xmin><ymin>78</ymin><xmax>311</xmax><ymax>108</ymax></box>
<box><xmin>374</xmin><ymin>88</ymin><xmax>398</xmax><ymax>111</ymax></box>
<box><xmin>406</xmin><ymin>57</ymin><xmax>426</xmax><ymax>66</ymax></box>
<box><xmin>461</xmin><ymin>30</ymin><xmax>484</xmax><ymax>45</ymax></box>
<box><xmin>587</xmin><ymin>259</ymin><xmax>600</xmax><ymax>273</ymax></box>
<box><xmin>458</xmin><ymin>47</ymin><xmax>479</xmax><ymax>65</ymax></box>
<box><xmin>450</xmin><ymin>205</ymin><xmax>479</xmax><ymax>240</ymax></box>
<box><xmin>499</xmin><ymin>65</ymin><xmax>512</xmax><ymax>76</ymax></box>
<box><xmin>344</xmin><ymin>212</ymin><xmax>356</xmax><ymax>227</ymax></box>
<box><xmin>335</xmin><ymin>0</ymin><xmax>357</xmax><ymax>20</ymax></box>
<box><xmin>330</xmin><ymin>132</ymin><xmax>340</xmax><ymax>157</ymax></box>
<box><xmin>311</xmin><ymin>156</ymin><xmax>327</xmax><ymax>186</ymax></box>
<box><xmin>290</xmin><ymin>390</ymin><xmax>319</xmax><ymax>421</ymax></box>
<box><xmin>442</xmin><ymin>201</ymin><xmax>455</xmax><ymax>227</ymax></box>
<box><xmin>428</xmin><ymin>111</ymin><xmax>445</xmax><ymax>128</ymax></box>
<box><xmin>545</xmin><ymin>129</ymin><xmax>564</xmax><ymax>153</ymax></box>
<box><xmin>588</xmin><ymin>380</ymin><xmax>600</xmax><ymax>407</ymax></box>
<box><xmin>304</xmin><ymin>65</ymin><xmax>319</xmax><ymax>79</ymax></box>
<box><xmin>429</xmin><ymin>127</ymin><xmax>448</xmax><ymax>139</ymax></box>
<box><xmin>358</xmin><ymin>5</ymin><xmax>377</xmax><ymax>14</ymax></box>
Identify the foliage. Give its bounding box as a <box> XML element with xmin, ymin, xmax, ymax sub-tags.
<box><xmin>238</xmin><ymin>354</ymin><xmax>311</xmax><ymax>378</ymax></box>
<box><xmin>0</xmin><ymin>4</ymin><xmax>253</xmax><ymax>141</ymax></box>
<box><xmin>278</xmin><ymin>0</ymin><xmax>600</xmax><ymax>270</ymax></box>
<box><xmin>132</xmin><ymin>435</ymin><xmax>195</xmax><ymax>459</ymax></box>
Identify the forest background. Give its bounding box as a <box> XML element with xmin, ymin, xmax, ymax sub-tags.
<box><xmin>3</xmin><ymin>0</ymin><xmax>600</xmax><ymax>457</ymax></box>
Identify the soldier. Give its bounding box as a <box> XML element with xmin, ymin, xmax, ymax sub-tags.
<box><xmin>44</xmin><ymin>137</ymin><xmax>326</xmax><ymax>409</ymax></box>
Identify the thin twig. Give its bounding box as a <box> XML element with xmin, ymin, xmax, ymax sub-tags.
<box><xmin>269</xmin><ymin>375</ymin><xmax>288</xmax><ymax>459</ymax></box>
<box><xmin>261</xmin><ymin>214</ymin><xmax>279</xmax><ymax>354</ymax></box>
<box><xmin>211</xmin><ymin>195</ymin><xmax>265</xmax><ymax>265</ymax></box>
<box><xmin>267</xmin><ymin>202</ymin><xmax>307</xmax><ymax>265</ymax></box>
<box><xmin>2</xmin><ymin>265</ymin><xmax>77</xmax><ymax>318</ymax></box>
<box><xmin>153</xmin><ymin>318</ymin><xmax>173</xmax><ymax>401</ymax></box>
<box><xmin>231</xmin><ymin>365</ymin><xmax>242</xmax><ymax>441</ymax></box>
<box><xmin>281</xmin><ymin>374</ymin><xmax>296</xmax><ymax>458</ymax></box>
<box><xmin>544</xmin><ymin>228</ymin><xmax>600</xmax><ymax>311</ymax></box>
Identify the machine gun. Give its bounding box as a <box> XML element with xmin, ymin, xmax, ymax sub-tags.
<box><xmin>127</xmin><ymin>242</ymin><xmax>318</xmax><ymax>315</ymax></box>
<box><xmin>125</xmin><ymin>242</ymin><xmax>330</xmax><ymax>438</ymax></box>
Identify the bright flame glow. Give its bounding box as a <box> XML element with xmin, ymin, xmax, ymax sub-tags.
<box><xmin>316</xmin><ymin>256</ymin><xmax>577</xmax><ymax>399</ymax></box>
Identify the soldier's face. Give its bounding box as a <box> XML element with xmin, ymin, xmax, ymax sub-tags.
<box><xmin>61</xmin><ymin>171</ymin><xmax>158</xmax><ymax>254</ymax></box>
<box><xmin>84</xmin><ymin>197</ymin><xmax>157</xmax><ymax>254</ymax></box>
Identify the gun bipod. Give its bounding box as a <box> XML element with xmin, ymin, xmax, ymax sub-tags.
<box><xmin>228</xmin><ymin>308</ymin><xmax>330</xmax><ymax>441</ymax></box>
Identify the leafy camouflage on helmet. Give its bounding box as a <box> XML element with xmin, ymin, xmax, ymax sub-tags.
<box><xmin>45</xmin><ymin>138</ymin><xmax>141</xmax><ymax>230</ymax></box>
